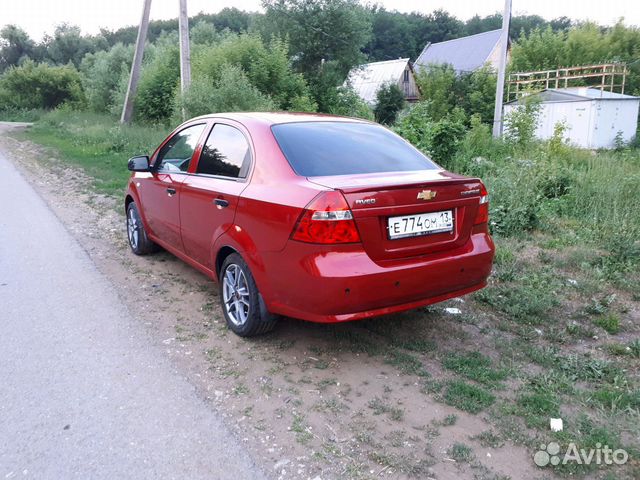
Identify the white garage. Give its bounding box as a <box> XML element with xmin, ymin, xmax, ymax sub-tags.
<box><xmin>503</xmin><ymin>87</ymin><xmax>639</xmax><ymax>149</ymax></box>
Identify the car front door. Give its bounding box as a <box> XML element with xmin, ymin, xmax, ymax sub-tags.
<box><xmin>180</xmin><ymin>122</ymin><xmax>253</xmax><ymax>270</ymax></box>
<box><xmin>138</xmin><ymin>122</ymin><xmax>207</xmax><ymax>252</ymax></box>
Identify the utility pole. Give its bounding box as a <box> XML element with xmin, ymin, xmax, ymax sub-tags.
<box><xmin>178</xmin><ymin>0</ymin><xmax>191</xmax><ymax>120</ymax></box>
<box><xmin>121</xmin><ymin>0</ymin><xmax>152</xmax><ymax>124</ymax></box>
<box><xmin>492</xmin><ymin>0</ymin><xmax>512</xmax><ymax>138</ymax></box>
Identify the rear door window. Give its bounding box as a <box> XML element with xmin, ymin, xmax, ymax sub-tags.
<box><xmin>271</xmin><ymin>122</ymin><xmax>438</xmax><ymax>177</ymax></box>
<box><xmin>196</xmin><ymin>124</ymin><xmax>252</xmax><ymax>178</ymax></box>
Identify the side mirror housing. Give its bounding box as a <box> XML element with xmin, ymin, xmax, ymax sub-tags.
<box><xmin>128</xmin><ymin>155</ymin><xmax>150</xmax><ymax>172</ymax></box>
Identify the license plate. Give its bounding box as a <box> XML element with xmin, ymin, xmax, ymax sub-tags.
<box><xmin>387</xmin><ymin>210</ymin><xmax>454</xmax><ymax>239</ymax></box>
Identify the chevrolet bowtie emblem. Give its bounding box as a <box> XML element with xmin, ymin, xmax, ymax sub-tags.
<box><xmin>417</xmin><ymin>190</ymin><xmax>437</xmax><ymax>200</ymax></box>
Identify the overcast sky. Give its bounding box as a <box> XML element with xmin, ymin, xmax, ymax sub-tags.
<box><xmin>2</xmin><ymin>0</ymin><xmax>638</xmax><ymax>41</ymax></box>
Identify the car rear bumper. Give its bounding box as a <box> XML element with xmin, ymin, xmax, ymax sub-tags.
<box><xmin>260</xmin><ymin>233</ymin><xmax>494</xmax><ymax>323</ymax></box>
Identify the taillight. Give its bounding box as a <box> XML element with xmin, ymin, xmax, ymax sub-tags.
<box><xmin>474</xmin><ymin>184</ymin><xmax>489</xmax><ymax>226</ymax></box>
<box><xmin>291</xmin><ymin>191</ymin><xmax>361</xmax><ymax>244</ymax></box>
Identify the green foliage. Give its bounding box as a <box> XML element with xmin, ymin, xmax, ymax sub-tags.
<box><xmin>443</xmin><ymin>380</ymin><xmax>495</xmax><ymax>413</ymax></box>
<box><xmin>260</xmin><ymin>0</ymin><xmax>372</xmax><ymax>110</ymax></box>
<box><xmin>0</xmin><ymin>25</ymin><xmax>35</xmax><ymax>71</ymax></box>
<box><xmin>442</xmin><ymin>351</ymin><xmax>508</xmax><ymax>387</ymax></box>
<box><xmin>414</xmin><ymin>64</ymin><xmax>496</xmax><ymax>124</ymax></box>
<box><xmin>504</xmin><ymin>97</ymin><xmax>541</xmax><ymax>147</ymax></box>
<box><xmin>135</xmin><ymin>39</ymin><xmax>180</xmax><ymax>122</ymax></box>
<box><xmin>0</xmin><ymin>60</ymin><xmax>85</xmax><ymax>110</ymax></box>
<box><xmin>42</xmin><ymin>24</ymin><xmax>107</xmax><ymax>67</ymax></box>
<box><xmin>80</xmin><ymin>43</ymin><xmax>133</xmax><ymax>113</ymax></box>
<box><xmin>373</xmin><ymin>83</ymin><xmax>405</xmax><ymax>124</ymax></box>
<box><xmin>510</xmin><ymin>21</ymin><xmax>640</xmax><ymax>96</ymax></box>
<box><xmin>414</xmin><ymin>64</ymin><xmax>456</xmax><ymax>121</ymax></box>
<box><xmin>393</xmin><ymin>102</ymin><xmax>466</xmax><ymax>166</ymax></box>
<box><xmin>193</xmin><ymin>34</ymin><xmax>315</xmax><ymax>112</ymax></box>
<box><xmin>175</xmin><ymin>65</ymin><xmax>276</xmax><ymax>119</ymax></box>
<box><xmin>25</xmin><ymin>110</ymin><xmax>166</xmax><ymax>196</ymax></box>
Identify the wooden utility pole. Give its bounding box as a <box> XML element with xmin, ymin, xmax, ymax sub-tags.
<box><xmin>178</xmin><ymin>0</ymin><xmax>191</xmax><ymax>111</ymax></box>
<box><xmin>492</xmin><ymin>0</ymin><xmax>512</xmax><ymax>138</ymax></box>
<box><xmin>121</xmin><ymin>0</ymin><xmax>152</xmax><ymax>124</ymax></box>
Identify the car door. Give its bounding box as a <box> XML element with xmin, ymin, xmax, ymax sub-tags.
<box><xmin>138</xmin><ymin>122</ymin><xmax>207</xmax><ymax>252</ymax></box>
<box><xmin>180</xmin><ymin>122</ymin><xmax>253</xmax><ymax>269</ymax></box>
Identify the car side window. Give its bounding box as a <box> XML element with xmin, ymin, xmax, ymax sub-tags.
<box><xmin>196</xmin><ymin>124</ymin><xmax>251</xmax><ymax>178</ymax></box>
<box><xmin>155</xmin><ymin>123</ymin><xmax>206</xmax><ymax>172</ymax></box>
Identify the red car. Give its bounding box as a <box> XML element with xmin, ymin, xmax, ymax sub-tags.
<box><xmin>125</xmin><ymin>113</ymin><xmax>494</xmax><ymax>336</ymax></box>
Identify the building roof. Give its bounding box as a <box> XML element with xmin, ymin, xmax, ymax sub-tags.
<box><xmin>505</xmin><ymin>87</ymin><xmax>639</xmax><ymax>104</ymax></box>
<box><xmin>415</xmin><ymin>29</ymin><xmax>503</xmax><ymax>73</ymax></box>
<box><xmin>345</xmin><ymin>58</ymin><xmax>410</xmax><ymax>105</ymax></box>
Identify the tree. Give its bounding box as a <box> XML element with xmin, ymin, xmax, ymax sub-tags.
<box><xmin>374</xmin><ymin>83</ymin><xmax>405</xmax><ymax>124</ymax></box>
<box><xmin>414</xmin><ymin>64</ymin><xmax>457</xmax><ymax>121</ymax></box>
<box><xmin>193</xmin><ymin>33</ymin><xmax>315</xmax><ymax>111</ymax></box>
<box><xmin>80</xmin><ymin>43</ymin><xmax>133</xmax><ymax>112</ymax></box>
<box><xmin>0</xmin><ymin>25</ymin><xmax>35</xmax><ymax>71</ymax></box>
<box><xmin>260</xmin><ymin>0</ymin><xmax>372</xmax><ymax>110</ymax></box>
<box><xmin>175</xmin><ymin>65</ymin><xmax>276</xmax><ymax>118</ymax></box>
<box><xmin>43</xmin><ymin>24</ymin><xmax>107</xmax><ymax>67</ymax></box>
<box><xmin>0</xmin><ymin>60</ymin><xmax>85</xmax><ymax>109</ymax></box>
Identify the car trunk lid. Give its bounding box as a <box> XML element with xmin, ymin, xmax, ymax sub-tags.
<box><xmin>308</xmin><ymin>171</ymin><xmax>485</xmax><ymax>261</ymax></box>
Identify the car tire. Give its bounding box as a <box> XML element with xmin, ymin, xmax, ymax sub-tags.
<box><xmin>219</xmin><ymin>253</ymin><xmax>279</xmax><ymax>337</ymax></box>
<box><xmin>126</xmin><ymin>201</ymin><xmax>158</xmax><ymax>255</ymax></box>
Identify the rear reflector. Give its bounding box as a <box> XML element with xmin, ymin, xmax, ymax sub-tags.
<box><xmin>291</xmin><ymin>191</ymin><xmax>361</xmax><ymax>244</ymax></box>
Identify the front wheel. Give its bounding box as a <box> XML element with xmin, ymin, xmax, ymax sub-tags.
<box><xmin>126</xmin><ymin>202</ymin><xmax>158</xmax><ymax>255</ymax></box>
<box><xmin>219</xmin><ymin>253</ymin><xmax>278</xmax><ymax>337</ymax></box>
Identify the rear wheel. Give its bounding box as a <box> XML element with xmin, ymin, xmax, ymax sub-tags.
<box><xmin>126</xmin><ymin>202</ymin><xmax>158</xmax><ymax>255</ymax></box>
<box><xmin>219</xmin><ymin>253</ymin><xmax>278</xmax><ymax>337</ymax></box>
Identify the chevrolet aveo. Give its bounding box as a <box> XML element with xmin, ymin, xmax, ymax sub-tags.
<box><xmin>125</xmin><ymin>113</ymin><xmax>494</xmax><ymax>336</ymax></box>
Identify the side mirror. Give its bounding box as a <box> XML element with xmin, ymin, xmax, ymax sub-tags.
<box><xmin>128</xmin><ymin>155</ymin><xmax>150</xmax><ymax>172</ymax></box>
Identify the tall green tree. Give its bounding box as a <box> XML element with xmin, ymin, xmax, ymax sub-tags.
<box><xmin>259</xmin><ymin>0</ymin><xmax>372</xmax><ymax>111</ymax></box>
<box><xmin>0</xmin><ymin>25</ymin><xmax>35</xmax><ymax>71</ymax></box>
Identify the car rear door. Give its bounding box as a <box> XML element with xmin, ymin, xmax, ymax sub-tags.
<box><xmin>179</xmin><ymin>121</ymin><xmax>253</xmax><ymax>270</ymax></box>
<box><xmin>138</xmin><ymin>122</ymin><xmax>207</xmax><ymax>252</ymax></box>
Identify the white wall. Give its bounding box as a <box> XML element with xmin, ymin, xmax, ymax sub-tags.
<box><xmin>504</xmin><ymin>99</ymin><xmax>639</xmax><ymax>149</ymax></box>
<box><xmin>590</xmin><ymin>100</ymin><xmax>640</xmax><ymax>149</ymax></box>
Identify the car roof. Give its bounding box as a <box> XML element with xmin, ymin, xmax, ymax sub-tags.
<box><xmin>190</xmin><ymin>111</ymin><xmax>371</xmax><ymax>126</ymax></box>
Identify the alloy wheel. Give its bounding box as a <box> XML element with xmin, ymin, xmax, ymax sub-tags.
<box><xmin>222</xmin><ymin>263</ymin><xmax>251</xmax><ymax>326</ymax></box>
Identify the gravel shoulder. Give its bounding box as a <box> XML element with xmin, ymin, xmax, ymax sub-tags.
<box><xmin>0</xmin><ymin>124</ymin><xmax>543</xmax><ymax>480</ymax></box>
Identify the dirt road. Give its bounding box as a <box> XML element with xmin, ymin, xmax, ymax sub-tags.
<box><xmin>0</xmin><ymin>124</ymin><xmax>266</xmax><ymax>480</ymax></box>
<box><xmin>0</xmin><ymin>123</ymin><xmax>539</xmax><ymax>480</ymax></box>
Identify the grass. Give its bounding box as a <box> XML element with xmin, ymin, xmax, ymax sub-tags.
<box><xmin>19</xmin><ymin>109</ymin><xmax>166</xmax><ymax>196</ymax></box>
<box><xmin>367</xmin><ymin>396</ymin><xmax>405</xmax><ymax>421</ymax></box>
<box><xmin>593</xmin><ymin>313</ymin><xmax>621</xmax><ymax>334</ymax></box>
<box><xmin>442</xmin><ymin>351</ymin><xmax>508</xmax><ymax>387</ymax></box>
<box><xmin>443</xmin><ymin>380</ymin><xmax>495</xmax><ymax>414</ymax></box>
<box><xmin>448</xmin><ymin>442</ymin><xmax>474</xmax><ymax>463</ymax></box>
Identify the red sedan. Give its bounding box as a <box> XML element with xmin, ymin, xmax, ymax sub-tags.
<box><xmin>125</xmin><ymin>113</ymin><xmax>494</xmax><ymax>336</ymax></box>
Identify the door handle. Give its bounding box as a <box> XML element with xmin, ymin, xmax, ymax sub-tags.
<box><xmin>166</xmin><ymin>187</ymin><xmax>176</xmax><ymax>196</ymax></box>
<box><xmin>214</xmin><ymin>198</ymin><xmax>229</xmax><ymax>208</ymax></box>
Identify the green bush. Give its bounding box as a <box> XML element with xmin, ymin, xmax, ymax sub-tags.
<box><xmin>80</xmin><ymin>43</ymin><xmax>133</xmax><ymax>113</ymax></box>
<box><xmin>175</xmin><ymin>65</ymin><xmax>276</xmax><ymax>119</ymax></box>
<box><xmin>393</xmin><ymin>102</ymin><xmax>466</xmax><ymax>166</ymax></box>
<box><xmin>504</xmin><ymin>98</ymin><xmax>541</xmax><ymax>147</ymax></box>
<box><xmin>328</xmin><ymin>85</ymin><xmax>374</xmax><ymax>120</ymax></box>
<box><xmin>373</xmin><ymin>83</ymin><xmax>405</xmax><ymax>124</ymax></box>
<box><xmin>135</xmin><ymin>38</ymin><xmax>180</xmax><ymax>122</ymax></box>
<box><xmin>0</xmin><ymin>60</ymin><xmax>85</xmax><ymax>109</ymax></box>
<box><xmin>193</xmin><ymin>34</ymin><xmax>315</xmax><ymax>112</ymax></box>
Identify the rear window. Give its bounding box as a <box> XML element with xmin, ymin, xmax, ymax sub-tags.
<box><xmin>271</xmin><ymin>122</ymin><xmax>438</xmax><ymax>177</ymax></box>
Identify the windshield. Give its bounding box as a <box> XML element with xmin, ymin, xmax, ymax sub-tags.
<box><xmin>271</xmin><ymin>121</ymin><xmax>438</xmax><ymax>177</ymax></box>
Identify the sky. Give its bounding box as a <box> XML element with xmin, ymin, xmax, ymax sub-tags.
<box><xmin>1</xmin><ymin>0</ymin><xmax>638</xmax><ymax>41</ymax></box>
